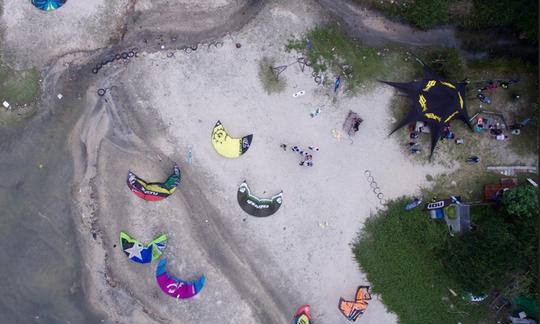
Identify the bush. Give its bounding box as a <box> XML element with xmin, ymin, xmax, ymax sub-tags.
<box><xmin>530</xmin><ymin>104</ymin><xmax>539</xmax><ymax>128</ymax></box>
<box><xmin>441</xmin><ymin>210</ymin><xmax>517</xmax><ymax>294</ymax></box>
<box><xmin>440</xmin><ymin>186</ymin><xmax>539</xmax><ymax>295</ymax></box>
<box><xmin>502</xmin><ymin>185</ymin><xmax>539</xmax><ymax>293</ymax></box>
<box><xmin>464</xmin><ymin>0</ymin><xmax>538</xmax><ymax>44</ymax></box>
<box><xmin>257</xmin><ymin>57</ymin><xmax>286</xmax><ymax>94</ymax></box>
<box><xmin>357</xmin><ymin>0</ymin><xmax>538</xmax><ymax>44</ymax></box>
<box><xmin>424</xmin><ymin>48</ymin><xmax>466</xmax><ymax>80</ymax></box>
<box><xmin>404</xmin><ymin>0</ymin><xmax>450</xmax><ymax>29</ymax></box>
<box><xmin>353</xmin><ymin>197</ymin><xmax>485</xmax><ymax>323</ymax></box>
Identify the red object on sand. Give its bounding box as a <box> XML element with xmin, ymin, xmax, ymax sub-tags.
<box><xmin>294</xmin><ymin>305</ymin><xmax>312</xmax><ymax>323</ymax></box>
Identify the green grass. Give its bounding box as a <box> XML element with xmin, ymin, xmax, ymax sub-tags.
<box><xmin>286</xmin><ymin>26</ymin><xmax>413</xmax><ymax>90</ymax></box>
<box><xmin>0</xmin><ymin>62</ymin><xmax>40</xmax><ymax>107</ymax></box>
<box><xmin>258</xmin><ymin>57</ymin><xmax>286</xmax><ymax>94</ymax></box>
<box><xmin>353</xmin><ymin>198</ymin><xmax>488</xmax><ymax>323</ymax></box>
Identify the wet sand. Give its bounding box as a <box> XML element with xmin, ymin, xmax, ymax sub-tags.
<box><xmin>0</xmin><ymin>60</ymin><xmax>103</xmax><ymax>323</ymax></box>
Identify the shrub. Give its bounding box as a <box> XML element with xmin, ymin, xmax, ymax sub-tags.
<box><xmin>258</xmin><ymin>57</ymin><xmax>286</xmax><ymax>94</ymax></box>
<box><xmin>440</xmin><ymin>210</ymin><xmax>518</xmax><ymax>294</ymax></box>
<box><xmin>424</xmin><ymin>48</ymin><xmax>466</xmax><ymax>80</ymax></box>
<box><xmin>404</xmin><ymin>0</ymin><xmax>451</xmax><ymax>29</ymax></box>
<box><xmin>287</xmin><ymin>26</ymin><xmax>395</xmax><ymax>90</ymax></box>
<box><xmin>464</xmin><ymin>0</ymin><xmax>538</xmax><ymax>44</ymax></box>
<box><xmin>440</xmin><ymin>186</ymin><xmax>539</xmax><ymax>295</ymax></box>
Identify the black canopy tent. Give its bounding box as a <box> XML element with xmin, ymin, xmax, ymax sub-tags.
<box><xmin>382</xmin><ymin>66</ymin><xmax>472</xmax><ymax>158</ymax></box>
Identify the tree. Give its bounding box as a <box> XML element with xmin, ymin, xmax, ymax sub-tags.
<box><xmin>441</xmin><ymin>211</ymin><xmax>518</xmax><ymax>294</ymax></box>
<box><xmin>440</xmin><ymin>185</ymin><xmax>539</xmax><ymax>295</ymax></box>
<box><xmin>501</xmin><ymin>185</ymin><xmax>539</xmax><ymax>295</ymax></box>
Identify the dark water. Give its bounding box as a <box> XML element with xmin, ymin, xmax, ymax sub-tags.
<box><xmin>0</xmin><ymin>69</ymin><xmax>102</xmax><ymax>323</ymax></box>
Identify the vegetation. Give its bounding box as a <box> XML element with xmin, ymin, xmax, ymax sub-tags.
<box><xmin>440</xmin><ymin>186</ymin><xmax>538</xmax><ymax>295</ymax></box>
<box><xmin>0</xmin><ymin>62</ymin><xmax>41</xmax><ymax>107</ymax></box>
<box><xmin>353</xmin><ymin>197</ymin><xmax>486</xmax><ymax>323</ymax></box>
<box><xmin>463</xmin><ymin>0</ymin><xmax>538</xmax><ymax>44</ymax></box>
<box><xmin>355</xmin><ymin>0</ymin><xmax>538</xmax><ymax>44</ymax></box>
<box><xmin>258</xmin><ymin>57</ymin><xmax>286</xmax><ymax>94</ymax></box>
<box><xmin>424</xmin><ymin>48</ymin><xmax>465</xmax><ymax>81</ymax></box>
<box><xmin>286</xmin><ymin>26</ymin><xmax>410</xmax><ymax>90</ymax></box>
<box><xmin>531</xmin><ymin>104</ymin><xmax>539</xmax><ymax>127</ymax></box>
<box><xmin>353</xmin><ymin>185</ymin><xmax>538</xmax><ymax>323</ymax></box>
<box><xmin>356</xmin><ymin>0</ymin><xmax>450</xmax><ymax>29</ymax></box>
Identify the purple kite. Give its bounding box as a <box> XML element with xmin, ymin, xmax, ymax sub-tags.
<box><xmin>156</xmin><ymin>259</ymin><xmax>205</xmax><ymax>299</ymax></box>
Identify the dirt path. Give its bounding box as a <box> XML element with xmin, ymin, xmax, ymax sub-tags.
<box><xmin>315</xmin><ymin>0</ymin><xmax>460</xmax><ymax>47</ymax></box>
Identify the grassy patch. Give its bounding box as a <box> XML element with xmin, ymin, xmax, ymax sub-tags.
<box><xmin>466</xmin><ymin>58</ymin><xmax>538</xmax><ymax>157</ymax></box>
<box><xmin>258</xmin><ymin>57</ymin><xmax>286</xmax><ymax>94</ymax></box>
<box><xmin>423</xmin><ymin>47</ymin><xmax>466</xmax><ymax>81</ymax></box>
<box><xmin>0</xmin><ymin>62</ymin><xmax>41</xmax><ymax>107</ymax></box>
<box><xmin>389</xmin><ymin>53</ymin><xmax>538</xmax><ymax>166</ymax></box>
<box><xmin>286</xmin><ymin>26</ymin><xmax>414</xmax><ymax>91</ymax></box>
<box><xmin>353</xmin><ymin>197</ymin><xmax>487</xmax><ymax>323</ymax></box>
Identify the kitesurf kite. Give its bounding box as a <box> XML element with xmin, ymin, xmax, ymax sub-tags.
<box><xmin>156</xmin><ymin>259</ymin><xmax>205</xmax><ymax>299</ymax></box>
<box><xmin>294</xmin><ymin>305</ymin><xmax>312</xmax><ymax>324</ymax></box>
<box><xmin>120</xmin><ymin>232</ymin><xmax>167</xmax><ymax>264</ymax></box>
<box><xmin>127</xmin><ymin>165</ymin><xmax>181</xmax><ymax>201</ymax></box>
<box><xmin>31</xmin><ymin>0</ymin><xmax>66</xmax><ymax>11</ymax></box>
<box><xmin>211</xmin><ymin>120</ymin><xmax>253</xmax><ymax>158</ymax></box>
<box><xmin>338</xmin><ymin>286</ymin><xmax>372</xmax><ymax>322</ymax></box>
<box><xmin>237</xmin><ymin>181</ymin><xmax>283</xmax><ymax>217</ymax></box>
<box><xmin>382</xmin><ymin>65</ymin><xmax>472</xmax><ymax>158</ymax></box>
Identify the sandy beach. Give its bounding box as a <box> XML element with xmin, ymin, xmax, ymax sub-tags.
<box><xmin>68</xmin><ymin>1</ymin><xmax>455</xmax><ymax>322</ymax></box>
<box><xmin>1</xmin><ymin>0</ymin><xmax>469</xmax><ymax>323</ymax></box>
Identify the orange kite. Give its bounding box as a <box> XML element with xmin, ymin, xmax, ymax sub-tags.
<box><xmin>338</xmin><ymin>286</ymin><xmax>372</xmax><ymax>321</ymax></box>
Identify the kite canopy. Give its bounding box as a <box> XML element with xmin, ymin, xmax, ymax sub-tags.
<box><xmin>338</xmin><ymin>286</ymin><xmax>372</xmax><ymax>322</ymax></box>
<box><xmin>120</xmin><ymin>232</ymin><xmax>167</xmax><ymax>264</ymax></box>
<box><xmin>383</xmin><ymin>66</ymin><xmax>472</xmax><ymax>158</ymax></box>
<box><xmin>31</xmin><ymin>0</ymin><xmax>66</xmax><ymax>11</ymax></box>
<box><xmin>211</xmin><ymin>120</ymin><xmax>253</xmax><ymax>158</ymax></box>
<box><xmin>127</xmin><ymin>165</ymin><xmax>181</xmax><ymax>201</ymax></box>
<box><xmin>294</xmin><ymin>305</ymin><xmax>312</xmax><ymax>324</ymax></box>
<box><xmin>237</xmin><ymin>181</ymin><xmax>283</xmax><ymax>217</ymax></box>
<box><xmin>155</xmin><ymin>259</ymin><xmax>205</xmax><ymax>299</ymax></box>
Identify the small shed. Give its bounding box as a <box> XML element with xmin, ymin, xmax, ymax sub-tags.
<box><xmin>445</xmin><ymin>204</ymin><xmax>471</xmax><ymax>234</ymax></box>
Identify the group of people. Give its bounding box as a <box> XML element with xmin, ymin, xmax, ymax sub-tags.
<box><xmin>476</xmin><ymin>78</ymin><xmax>520</xmax><ymax>105</ymax></box>
<box><xmin>476</xmin><ymin>117</ymin><xmax>510</xmax><ymax>141</ymax></box>
<box><xmin>280</xmin><ymin>144</ymin><xmax>319</xmax><ymax>167</ymax></box>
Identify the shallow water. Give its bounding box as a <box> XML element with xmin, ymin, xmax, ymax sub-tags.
<box><xmin>0</xmin><ymin>74</ymin><xmax>102</xmax><ymax>323</ymax></box>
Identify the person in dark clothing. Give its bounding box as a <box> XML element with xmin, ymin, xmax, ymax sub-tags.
<box><xmin>466</xmin><ymin>156</ymin><xmax>480</xmax><ymax>163</ymax></box>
